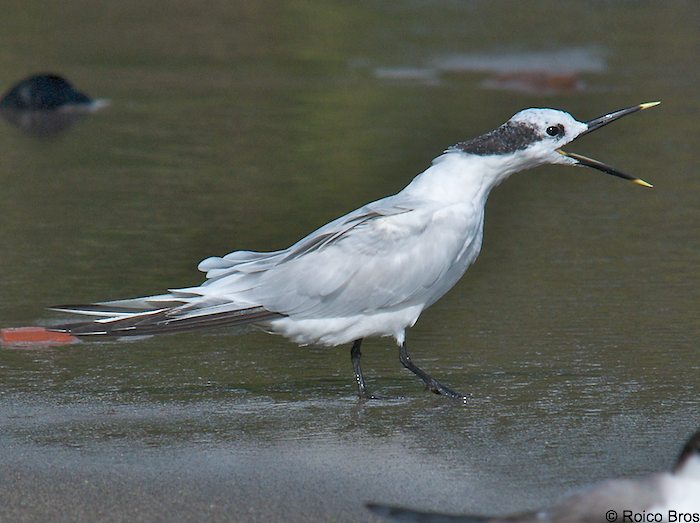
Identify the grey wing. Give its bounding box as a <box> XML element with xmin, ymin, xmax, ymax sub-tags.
<box><xmin>51</xmin><ymin>197</ymin><xmax>478</xmax><ymax>335</ymax></box>
<box><xmin>197</xmin><ymin>198</ymin><xmax>404</xmax><ymax>282</ymax></box>
<box><xmin>53</xmin><ymin>198</ymin><xmax>419</xmax><ymax>335</ymax></box>
<box><xmin>544</xmin><ymin>475</ymin><xmax>669</xmax><ymax>522</ymax></box>
<box><xmin>366</xmin><ymin>503</ymin><xmax>529</xmax><ymax>523</ymax></box>
<box><xmin>195</xmin><ymin>196</ymin><xmax>479</xmax><ymax>319</ymax></box>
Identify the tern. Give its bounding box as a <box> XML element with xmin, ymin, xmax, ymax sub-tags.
<box><xmin>367</xmin><ymin>428</ymin><xmax>700</xmax><ymax>522</ymax></box>
<box><xmin>51</xmin><ymin>102</ymin><xmax>659</xmax><ymax>400</ymax></box>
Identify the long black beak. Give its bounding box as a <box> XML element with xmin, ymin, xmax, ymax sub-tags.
<box><xmin>582</xmin><ymin>102</ymin><xmax>660</xmax><ymax>136</ymax></box>
<box><xmin>558</xmin><ymin>101</ymin><xmax>659</xmax><ymax>188</ymax></box>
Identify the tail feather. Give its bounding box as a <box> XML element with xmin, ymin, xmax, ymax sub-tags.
<box><xmin>50</xmin><ymin>297</ymin><xmax>282</xmax><ymax>337</ymax></box>
<box><xmin>50</xmin><ymin>293</ymin><xmax>185</xmax><ymax>317</ymax></box>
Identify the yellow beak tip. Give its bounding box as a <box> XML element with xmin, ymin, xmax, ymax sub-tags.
<box><xmin>633</xmin><ymin>178</ymin><xmax>654</xmax><ymax>188</ymax></box>
<box><xmin>639</xmin><ymin>101</ymin><xmax>661</xmax><ymax>110</ymax></box>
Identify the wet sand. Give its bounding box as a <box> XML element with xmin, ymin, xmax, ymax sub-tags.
<box><xmin>1</xmin><ymin>395</ymin><xmax>695</xmax><ymax>522</ymax></box>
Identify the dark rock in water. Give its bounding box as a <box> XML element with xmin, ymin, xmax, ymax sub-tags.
<box><xmin>0</xmin><ymin>74</ymin><xmax>93</xmax><ymax>110</ymax></box>
<box><xmin>0</xmin><ymin>74</ymin><xmax>107</xmax><ymax>136</ymax></box>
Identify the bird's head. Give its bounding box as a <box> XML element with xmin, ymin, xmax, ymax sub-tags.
<box><xmin>674</xmin><ymin>429</ymin><xmax>700</xmax><ymax>478</ymax></box>
<box><xmin>450</xmin><ymin>102</ymin><xmax>659</xmax><ymax>187</ymax></box>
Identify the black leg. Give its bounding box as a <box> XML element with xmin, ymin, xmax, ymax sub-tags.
<box><xmin>399</xmin><ymin>341</ymin><xmax>467</xmax><ymax>400</ymax></box>
<box><xmin>351</xmin><ymin>338</ymin><xmax>370</xmax><ymax>399</ymax></box>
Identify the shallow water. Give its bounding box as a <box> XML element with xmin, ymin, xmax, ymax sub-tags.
<box><xmin>1</xmin><ymin>1</ymin><xmax>699</xmax><ymax>521</ymax></box>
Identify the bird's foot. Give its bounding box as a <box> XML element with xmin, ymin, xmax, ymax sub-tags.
<box><xmin>427</xmin><ymin>380</ymin><xmax>470</xmax><ymax>402</ymax></box>
<box><xmin>357</xmin><ymin>391</ymin><xmax>383</xmax><ymax>401</ymax></box>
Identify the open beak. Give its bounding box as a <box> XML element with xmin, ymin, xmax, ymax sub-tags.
<box><xmin>557</xmin><ymin>101</ymin><xmax>659</xmax><ymax>188</ymax></box>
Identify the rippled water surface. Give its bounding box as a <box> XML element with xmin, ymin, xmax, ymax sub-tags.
<box><xmin>1</xmin><ymin>1</ymin><xmax>698</xmax><ymax>521</ymax></box>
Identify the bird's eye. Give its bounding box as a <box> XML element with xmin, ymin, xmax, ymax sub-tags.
<box><xmin>546</xmin><ymin>125</ymin><xmax>562</xmax><ymax>137</ymax></box>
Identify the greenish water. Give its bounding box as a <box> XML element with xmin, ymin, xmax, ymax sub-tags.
<box><xmin>0</xmin><ymin>1</ymin><xmax>698</xmax><ymax>521</ymax></box>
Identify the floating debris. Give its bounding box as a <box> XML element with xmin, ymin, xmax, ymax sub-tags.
<box><xmin>1</xmin><ymin>326</ymin><xmax>79</xmax><ymax>347</ymax></box>
<box><xmin>482</xmin><ymin>71</ymin><xmax>585</xmax><ymax>95</ymax></box>
<box><xmin>372</xmin><ymin>66</ymin><xmax>441</xmax><ymax>85</ymax></box>
<box><xmin>433</xmin><ymin>47</ymin><xmax>605</xmax><ymax>75</ymax></box>
<box><xmin>372</xmin><ymin>47</ymin><xmax>605</xmax><ymax>95</ymax></box>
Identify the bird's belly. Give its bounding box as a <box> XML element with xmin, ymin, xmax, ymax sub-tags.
<box><xmin>265</xmin><ymin>305</ymin><xmax>423</xmax><ymax>347</ymax></box>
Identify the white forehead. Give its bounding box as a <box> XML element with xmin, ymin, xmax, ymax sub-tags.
<box><xmin>510</xmin><ymin>108</ymin><xmax>584</xmax><ymax>131</ymax></box>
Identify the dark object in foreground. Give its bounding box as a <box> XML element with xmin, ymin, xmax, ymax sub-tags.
<box><xmin>367</xmin><ymin>429</ymin><xmax>700</xmax><ymax>522</ymax></box>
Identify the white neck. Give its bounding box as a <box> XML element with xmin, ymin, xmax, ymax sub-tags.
<box><xmin>401</xmin><ymin>150</ymin><xmax>531</xmax><ymax>206</ymax></box>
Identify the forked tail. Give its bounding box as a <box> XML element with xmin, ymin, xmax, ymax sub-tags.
<box><xmin>50</xmin><ymin>294</ymin><xmax>281</xmax><ymax>337</ymax></box>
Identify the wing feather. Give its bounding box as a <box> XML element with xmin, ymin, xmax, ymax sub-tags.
<box><xmin>202</xmin><ymin>197</ymin><xmax>479</xmax><ymax>319</ymax></box>
<box><xmin>51</xmin><ymin>195</ymin><xmax>480</xmax><ymax>338</ymax></box>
